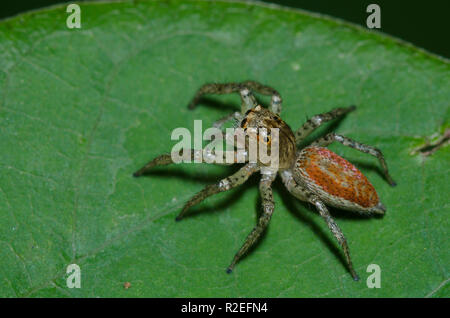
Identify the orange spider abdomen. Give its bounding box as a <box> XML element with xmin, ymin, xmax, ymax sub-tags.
<box><xmin>297</xmin><ymin>147</ymin><xmax>379</xmax><ymax>208</ymax></box>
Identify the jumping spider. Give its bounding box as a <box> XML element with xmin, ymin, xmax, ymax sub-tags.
<box><xmin>134</xmin><ymin>81</ymin><xmax>396</xmax><ymax>280</ymax></box>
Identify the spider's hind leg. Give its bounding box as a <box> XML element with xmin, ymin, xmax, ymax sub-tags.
<box><xmin>280</xmin><ymin>170</ymin><xmax>359</xmax><ymax>280</ymax></box>
<box><xmin>311</xmin><ymin>196</ymin><xmax>360</xmax><ymax>281</ymax></box>
<box><xmin>227</xmin><ymin>172</ymin><xmax>277</xmax><ymax>273</ymax></box>
<box><xmin>309</xmin><ymin>133</ymin><xmax>396</xmax><ymax>186</ymax></box>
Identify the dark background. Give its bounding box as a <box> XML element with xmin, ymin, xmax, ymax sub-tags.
<box><xmin>1</xmin><ymin>0</ymin><xmax>449</xmax><ymax>58</ymax></box>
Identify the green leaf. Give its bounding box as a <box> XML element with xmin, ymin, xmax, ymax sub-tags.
<box><xmin>0</xmin><ymin>0</ymin><xmax>448</xmax><ymax>297</ymax></box>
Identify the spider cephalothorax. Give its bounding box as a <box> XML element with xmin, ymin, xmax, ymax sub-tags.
<box><xmin>240</xmin><ymin>104</ymin><xmax>296</xmax><ymax>169</ymax></box>
<box><xmin>134</xmin><ymin>81</ymin><xmax>396</xmax><ymax>280</ymax></box>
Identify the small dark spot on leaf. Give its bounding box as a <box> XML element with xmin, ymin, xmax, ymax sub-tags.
<box><xmin>411</xmin><ymin>128</ymin><xmax>450</xmax><ymax>157</ymax></box>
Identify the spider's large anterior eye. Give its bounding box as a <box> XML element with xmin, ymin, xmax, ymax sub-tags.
<box><xmin>262</xmin><ymin>129</ymin><xmax>271</xmax><ymax>143</ymax></box>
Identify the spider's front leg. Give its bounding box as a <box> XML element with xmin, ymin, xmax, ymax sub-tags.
<box><xmin>133</xmin><ymin>147</ymin><xmax>246</xmax><ymax>177</ymax></box>
<box><xmin>309</xmin><ymin>133</ymin><xmax>396</xmax><ymax>186</ymax></box>
<box><xmin>188</xmin><ymin>81</ymin><xmax>283</xmax><ymax>115</ymax></box>
<box><xmin>241</xmin><ymin>80</ymin><xmax>283</xmax><ymax>114</ymax></box>
<box><xmin>212</xmin><ymin>111</ymin><xmax>243</xmax><ymax>130</ymax></box>
<box><xmin>188</xmin><ymin>82</ymin><xmax>258</xmax><ymax>114</ymax></box>
<box><xmin>176</xmin><ymin>163</ymin><xmax>259</xmax><ymax>221</ymax></box>
<box><xmin>295</xmin><ymin>106</ymin><xmax>356</xmax><ymax>143</ymax></box>
<box><xmin>227</xmin><ymin>171</ymin><xmax>277</xmax><ymax>273</ymax></box>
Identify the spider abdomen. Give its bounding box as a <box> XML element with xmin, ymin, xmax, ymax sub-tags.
<box><xmin>294</xmin><ymin>146</ymin><xmax>385</xmax><ymax>214</ymax></box>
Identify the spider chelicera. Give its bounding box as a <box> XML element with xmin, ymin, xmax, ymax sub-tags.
<box><xmin>133</xmin><ymin>81</ymin><xmax>396</xmax><ymax>280</ymax></box>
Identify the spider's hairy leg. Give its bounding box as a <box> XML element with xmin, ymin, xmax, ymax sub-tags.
<box><xmin>133</xmin><ymin>153</ymin><xmax>173</xmax><ymax>177</ymax></box>
<box><xmin>133</xmin><ymin>148</ymin><xmax>244</xmax><ymax>177</ymax></box>
<box><xmin>311</xmin><ymin>196</ymin><xmax>360</xmax><ymax>281</ymax></box>
<box><xmin>188</xmin><ymin>82</ymin><xmax>258</xmax><ymax>113</ymax></box>
<box><xmin>240</xmin><ymin>81</ymin><xmax>283</xmax><ymax>114</ymax></box>
<box><xmin>212</xmin><ymin>111</ymin><xmax>243</xmax><ymax>130</ymax></box>
<box><xmin>295</xmin><ymin>106</ymin><xmax>356</xmax><ymax>143</ymax></box>
<box><xmin>280</xmin><ymin>170</ymin><xmax>359</xmax><ymax>280</ymax></box>
<box><xmin>175</xmin><ymin>163</ymin><xmax>259</xmax><ymax>221</ymax></box>
<box><xmin>280</xmin><ymin>170</ymin><xmax>309</xmax><ymax>201</ymax></box>
<box><xmin>227</xmin><ymin>172</ymin><xmax>277</xmax><ymax>273</ymax></box>
<box><xmin>309</xmin><ymin>133</ymin><xmax>397</xmax><ymax>186</ymax></box>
